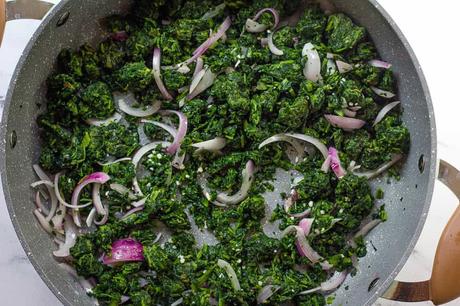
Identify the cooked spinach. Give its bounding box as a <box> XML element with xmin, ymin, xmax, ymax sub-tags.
<box><xmin>36</xmin><ymin>0</ymin><xmax>409</xmax><ymax>305</ymax></box>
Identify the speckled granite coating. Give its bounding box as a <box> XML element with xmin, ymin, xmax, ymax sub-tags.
<box><xmin>0</xmin><ymin>1</ymin><xmax>437</xmax><ymax>305</ymax></box>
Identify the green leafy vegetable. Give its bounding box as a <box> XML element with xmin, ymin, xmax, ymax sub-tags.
<box><xmin>34</xmin><ymin>1</ymin><xmax>410</xmax><ymax>305</ymax></box>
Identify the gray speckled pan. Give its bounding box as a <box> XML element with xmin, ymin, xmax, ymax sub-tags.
<box><xmin>4</xmin><ymin>0</ymin><xmax>460</xmax><ymax>305</ymax></box>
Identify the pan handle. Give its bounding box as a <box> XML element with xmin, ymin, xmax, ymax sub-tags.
<box><xmin>383</xmin><ymin>160</ymin><xmax>460</xmax><ymax>305</ymax></box>
<box><xmin>0</xmin><ymin>0</ymin><xmax>54</xmax><ymax>46</ymax></box>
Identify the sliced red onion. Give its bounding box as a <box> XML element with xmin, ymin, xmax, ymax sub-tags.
<box><xmin>245</xmin><ymin>18</ymin><xmax>268</xmax><ymax>33</ymax></box>
<box><xmin>370</xmin><ymin>86</ymin><xmax>395</xmax><ymax>99</ymax></box>
<box><xmin>30</xmin><ymin>180</ymin><xmax>54</xmax><ymax>188</ymax></box>
<box><xmin>289</xmin><ymin>208</ymin><xmax>312</xmax><ymax>219</ymax></box>
<box><xmin>55</xmin><ymin>173</ymin><xmax>85</xmax><ymax>225</ymax></box>
<box><xmin>343</xmin><ymin>108</ymin><xmax>357</xmax><ymax>118</ymax></box>
<box><xmin>347</xmin><ymin>160</ymin><xmax>361</xmax><ymax>172</ymax></box>
<box><xmin>86</xmin><ymin>207</ymin><xmax>97</xmax><ymax>227</ymax></box>
<box><xmin>152</xmin><ymin>48</ymin><xmax>174</xmax><ymax>101</ymax></box>
<box><xmin>328</xmin><ymin>147</ymin><xmax>346</xmax><ymax>178</ymax></box>
<box><xmin>267</xmin><ymin>31</ymin><xmax>284</xmax><ymax>56</ymax></box>
<box><xmin>86</xmin><ymin>112</ymin><xmax>122</xmax><ymax>126</ymax></box>
<box><xmin>259</xmin><ymin>134</ymin><xmax>305</xmax><ymax>161</ymax></box>
<box><xmin>102</xmin><ymin>238</ymin><xmax>144</xmax><ymax>265</ymax></box>
<box><xmin>115</xmin><ymin>92</ymin><xmax>162</xmax><ymax>117</ymax></box>
<box><xmin>132</xmin><ymin>197</ymin><xmax>147</xmax><ymax>208</ymax></box>
<box><xmin>98</xmin><ymin>157</ymin><xmax>132</xmax><ymax>166</ymax></box>
<box><xmin>177</xmin><ymin>86</ymin><xmax>189</xmax><ymax>94</ymax></box>
<box><xmin>171</xmin><ymin>298</ymin><xmax>184</xmax><ymax>306</ymax></box>
<box><xmin>33</xmin><ymin>164</ymin><xmax>51</xmax><ymax>181</ymax></box>
<box><xmin>300</xmin><ymin>271</ymin><xmax>348</xmax><ymax>295</ymax></box>
<box><xmin>217</xmin><ymin>259</ymin><xmax>241</xmax><ymax>291</ymax></box>
<box><xmin>192</xmin><ymin>137</ymin><xmax>226</xmax><ymax>153</ymax></box>
<box><xmin>302</xmin><ymin>43</ymin><xmax>321</xmax><ymax>82</ymax></box>
<box><xmin>285</xmin><ymin>191</ymin><xmax>312</xmax><ymax>218</ymax></box>
<box><xmin>324</xmin><ymin>114</ymin><xmax>366</xmax><ymax>131</ymax></box>
<box><xmin>92</xmin><ymin>183</ymin><xmax>106</xmax><ymax>215</ymax></box>
<box><xmin>35</xmin><ymin>191</ymin><xmax>50</xmax><ymax>215</ymax></box>
<box><xmin>38</xmin><ymin>188</ymin><xmax>50</xmax><ymax>200</ymax></box>
<box><xmin>253</xmin><ymin>8</ymin><xmax>280</xmax><ymax>29</ymax></box>
<box><xmin>189</xmin><ymin>69</ymin><xmax>206</xmax><ymax>94</ymax></box>
<box><xmin>72</xmin><ymin>209</ymin><xmax>82</xmax><ymax>228</ymax></box>
<box><xmin>33</xmin><ymin>183</ymin><xmax>57</xmax><ymax>221</ymax></box>
<box><xmin>299</xmin><ymin>218</ymin><xmax>314</xmax><ymax>235</ymax></box>
<box><xmin>354</xmin><ymin>154</ymin><xmax>403</xmax><ymax>180</ymax></box>
<box><xmin>184</xmin><ymin>17</ymin><xmax>232</xmax><ymax>65</ymax></box>
<box><xmin>153</xmin><ymin>233</ymin><xmax>163</xmax><ymax>244</ymax></box>
<box><xmin>54</xmin><ymin>172</ymin><xmax>70</xmax><ymax>209</ymax></box>
<box><xmin>132</xmin><ymin>141</ymin><xmax>170</xmax><ymax>169</ymax></box>
<box><xmin>141</xmin><ymin>119</ymin><xmax>178</xmax><ymax>139</ymax></box>
<box><xmin>284</xmin><ymin>133</ymin><xmax>328</xmax><ymax>160</ymax></box>
<box><xmin>94</xmin><ymin>205</ymin><xmax>109</xmax><ymax>225</ymax></box>
<box><xmin>71</xmin><ymin>172</ymin><xmax>110</xmax><ymax>215</ymax></box>
<box><xmin>193</xmin><ymin>57</ymin><xmax>204</xmax><ymax>78</ymax></box>
<box><xmin>110</xmin><ymin>183</ymin><xmax>137</xmax><ymax>200</ymax></box>
<box><xmin>160</xmin><ymin>110</ymin><xmax>188</xmax><ymax>155</ymax></box>
<box><xmin>33</xmin><ymin>209</ymin><xmax>53</xmax><ymax>234</ymax></box>
<box><xmin>58</xmin><ymin>263</ymin><xmax>95</xmax><ymax>294</ymax></box>
<box><xmin>120</xmin><ymin>206</ymin><xmax>144</xmax><ymax>220</ymax></box>
<box><xmin>177</xmin><ymin>64</ymin><xmax>191</xmax><ymax>74</ymax></box>
<box><xmin>281</xmin><ymin>225</ymin><xmax>322</xmax><ymax>264</ymax></box>
<box><xmin>336</xmin><ymin>60</ymin><xmax>354</xmax><ymax>74</ymax></box>
<box><xmin>215</xmin><ymin>160</ymin><xmax>255</xmax><ymax>205</ymax></box>
<box><xmin>326</xmin><ymin>59</ymin><xmax>337</xmax><ymax>75</ymax></box>
<box><xmin>373</xmin><ymin>101</ymin><xmax>401</xmax><ymax>126</ymax></box>
<box><xmin>257</xmin><ymin>285</ymin><xmax>281</xmax><ymax>304</ymax></box>
<box><xmin>33</xmin><ymin>165</ymin><xmax>58</xmax><ymax>221</ymax></box>
<box><xmin>354</xmin><ymin>219</ymin><xmax>382</xmax><ymax>240</ymax></box>
<box><xmin>53</xmin><ymin>215</ymin><xmax>78</xmax><ymax>258</ymax></box>
<box><xmin>187</xmin><ymin>68</ymin><xmax>216</xmax><ymax>100</ymax></box>
<box><xmin>369</xmin><ymin>59</ymin><xmax>392</xmax><ymax>69</ymax></box>
<box><xmin>51</xmin><ymin>203</ymin><xmax>66</xmax><ymax>233</ymax></box>
<box><xmin>201</xmin><ymin>3</ymin><xmax>226</xmax><ymax>20</ymax></box>
<box><xmin>132</xmin><ymin>141</ymin><xmax>171</xmax><ymax>196</ymax></box>
<box><xmin>321</xmin><ymin>156</ymin><xmax>332</xmax><ymax>173</ymax></box>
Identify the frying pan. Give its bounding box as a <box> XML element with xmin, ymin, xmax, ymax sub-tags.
<box><xmin>0</xmin><ymin>0</ymin><xmax>459</xmax><ymax>305</ymax></box>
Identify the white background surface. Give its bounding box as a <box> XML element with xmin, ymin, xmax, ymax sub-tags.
<box><xmin>0</xmin><ymin>0</ymin><xmax>460</xmax><ymax>305</ymax></box>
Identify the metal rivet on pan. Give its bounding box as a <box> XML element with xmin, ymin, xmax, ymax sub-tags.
<box><xmin>9</xmin><ymin>130</ymin><xmax>17</xmax><ymax>149</ymax></box>
<box><xmin>418</xmin><ymin>154</ymin><xmax>425</xmax><ymax>173</ymax></box>
<box><xmin>56</xmin><ymin>12</ymin><xmax>70</xmax><ymax>27</ymax></box>
<box><xmin>368</xmin><ymin>277</ymin><xmax>380</xmax><ymax>292</ymax></box>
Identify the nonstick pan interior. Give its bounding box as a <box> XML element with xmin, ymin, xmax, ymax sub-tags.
<box><xmin>0</xmin><ymin>0</ymin><xmax>436</xmax><ymax>305</ymax></box>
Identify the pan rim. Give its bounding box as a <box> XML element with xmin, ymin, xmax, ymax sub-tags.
<box><xmin>361</xmin><ymin>1</ymin><xmax>437</xmax><ymax>305</ymax></box>
<box><xmin>0</xmin><ymin>0</ymin><xmax>77</xmax><ymax>305</ymax></box>
<box><xmin>0</xmin><ymin>0</ymin><xmax>437</xmax><ymax>305</ymax></box>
